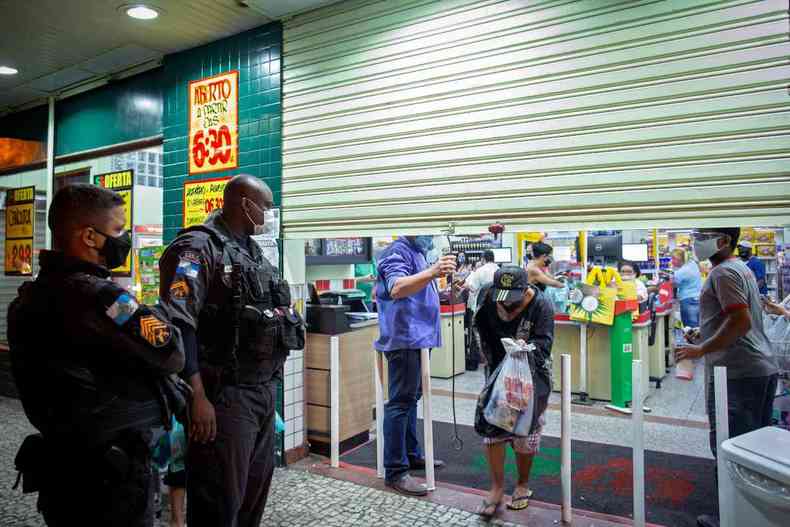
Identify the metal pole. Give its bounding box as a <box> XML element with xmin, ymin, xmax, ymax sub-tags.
<box><xmin>578</xmin><ymin>230</ymin><xmax>590</xmax><ymax>400</ymax></box>
<box><xmin>45</xmin><ymin>96</ymin><xmax>55</xmax><ymax>250</ymax></box>
<box><xmin>714</xmin><ymin>366</ymin><xmax>731</xmax><ymax>527</ymax></box>
<box><xmin>330</xmin><ymin>336</ymin><xmax>340</xmax><ymax>468</ymax></box>
<box><xmin>632</xmin><ymin>360</ymin><xmax>645</xmax><ymax>527</ymax></box>
<box><xmin>375</xmin><ymin>351</ymin><xmax>385</xmax><ymax>479</ymax></box>
<box><xmin>420</xmin><ymin>348</ymin><xmax>435</xmax><ymax>491</ymax></box>
<box><xmin>561</xmin><ymin>354</ymin><xmax>572</xmax><ymax>524</ymax></box>
<box><xmin>579</xmin><ymin>324</ymin><xmax>588</xmax><ymax>395</ymax></box>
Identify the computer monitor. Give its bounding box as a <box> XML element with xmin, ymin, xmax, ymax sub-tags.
<box><xmin>622</xmin><ymin>243</ymin><xmax>649</xmax><ymax>262</ymax></box>
<box><xmin>588</xmin><ymin>234</ymin><xmax>623</xmax><ymax>264</ymax></box>
<box><xmin>492</xmin><ymin>247</ymin><xmax>512</xmax><ymax>263</ymax></box>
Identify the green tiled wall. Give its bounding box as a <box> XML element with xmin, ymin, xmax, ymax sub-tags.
<box><xmin>161</xmin><ymin>23</ymin><xmax>284</xmax><ymax>464</ymax></box>
<box><xmin>162</xmin><ymin>23</ymin><xmax>282</xmax><ymax>244</ymax></box>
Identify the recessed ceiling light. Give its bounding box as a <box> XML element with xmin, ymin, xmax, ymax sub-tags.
<box><xmin>124</xmin><ymin>5</ymin><xmax>160</xmax><ymax>20</ymax></box>
<box><xmin>0</xmin><ymin>66</ymin><xmax>18</xmax><ymax>75</ymax></box>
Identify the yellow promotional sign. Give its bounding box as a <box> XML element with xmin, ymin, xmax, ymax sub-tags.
<box><xmin>183</xmin><ymin>176</ymin><xmax>231</xmax><ymax>227</ymax></box>
<box><xmin>94</xmin><ymin>170</ymin><xmax>133</xmax><ymax>276</ymax></box>
<box><xmin>188</xmin><ymin>70</ymin><xmax>239</xmax><ymax>175</ymax></box>
<box><xmin>4</xmin><ymin>186</ymin><xmax>35</xmax><ymax>276</ymax></box>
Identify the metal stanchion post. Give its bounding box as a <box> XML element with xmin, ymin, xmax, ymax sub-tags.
<box><xmin>632</xmin><ymin>359</ymin><xmax>645</xmax><ymax>527</ymax></box>
<box><xmin>714</xmin><ymin>366</ymin><xmax>732</xmax><ymax>527</ymax></box>
<box><xmin>330</xmin><ymin>336</ymin><xmax>340</xmax><ymax>468</ymax></box>
<box><xmin>561</xmin><ymin>354</ymin><xmax>572</xmax><ymax>524</ymax></box>
<box><xmin>375</xmin><ymin>351</ymin><xmax>385</xmax><ymax>479</ymax></box>
<box><xmin>421</xmin><ymin>348</ymin><xmax>435</xmax><ymax>491</ymax></box>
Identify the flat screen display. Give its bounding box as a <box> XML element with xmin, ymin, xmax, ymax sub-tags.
<box><xmin>492</xmin><ymin>247</ymin><xmax>512</xmax><ymax>263</ymax></box>
<box><xmin>622</xmin><ymin>243</ymin><xmax>649</xmax><ymax>262</ymax></box>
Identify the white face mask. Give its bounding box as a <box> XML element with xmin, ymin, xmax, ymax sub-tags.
<box><xmin>621</xmin><ymin>273</ymin><xmax>635</xmax><ymax>281</ymax></box>
<box><xmin>244</xmin><ymin>198</ymin><xmax>267</xmax><ymax>236</ymax></box>
<box><xmin>693</xmin><ymin>236</ymin><xmax>723</xmax><ymax>262</ymax></box>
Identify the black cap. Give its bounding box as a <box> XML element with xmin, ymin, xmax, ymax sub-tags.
<box><xmin>492</xmin><ymin>266</ymin><xmax>529</xmax><ymax>304</ymax></box>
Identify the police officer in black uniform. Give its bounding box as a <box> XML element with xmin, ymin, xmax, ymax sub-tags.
<box><xmin>8</xmin><ymin>184</ymin><xmax>187</xmax><ymax>527</ymax></box>
<box><xmin>159</xmin><ymin>174</ymin><xmax>303</xmax><ymax>527</ymax></box>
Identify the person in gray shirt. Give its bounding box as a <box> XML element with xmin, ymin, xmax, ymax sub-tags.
<box><xmin>676</xmin><ymin>227</ymin><xmax>778</xmax><ymax>527</ymax></box>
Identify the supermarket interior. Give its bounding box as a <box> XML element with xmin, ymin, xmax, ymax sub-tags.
<box><xmin>1</xmin><ymin>1</ymin><xmax>790</xmax><ymax>526</ymax></box>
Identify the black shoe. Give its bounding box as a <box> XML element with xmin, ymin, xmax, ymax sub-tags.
<box><xmin>385</xmin><ymin>474</ymin><xmax>428</xmax><ymax>497</ymax></box>
<box><xmin>409</xmin><ymin>457</ymin><xmax>446</xmax><ymax>470</ymax></box>
<box><xmin>697</xmin><ymin>514</ymin><xmax>720</xmax><ymax>527</ymax></box>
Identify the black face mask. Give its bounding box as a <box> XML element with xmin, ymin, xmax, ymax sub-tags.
<box><xmin>739</xmin><ymin>249</ymin><xmax>751</xmax><ymax>260</ymax></box>
<box><xmin>94</xmin><ymin>229</ymin><xmax>132</xmax><ymax>270</ymax></box>
<box><xmin>545</xmin><ymin>256</ymin><xmax>553</xmax><ymax>266</ymax></box>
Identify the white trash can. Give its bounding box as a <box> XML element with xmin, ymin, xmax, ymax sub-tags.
<box><xmin>719</xmin><ymin>426</ymin><xmax>790</xmax><ymax>527</ymax></box>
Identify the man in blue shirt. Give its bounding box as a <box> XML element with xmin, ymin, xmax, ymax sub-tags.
<box><xmin>375</xmin><ymin>236</ymin><xmax>456</xmax><ymax>496</ymax></box>
<box><xmin>737</xmin><ymin>241</ymin><xmax>768</xmax><ymax>295</ymax></box>
<box><xmin>672</xmin><ymin>249</ymin><xmax>703</xmax><ymax>327</ymax></box>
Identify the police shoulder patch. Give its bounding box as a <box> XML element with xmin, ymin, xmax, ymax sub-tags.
<box><xmin>170</xmin><ymin>278</ymin><xmax>190</xmax><ymax>300</ymax></box>
<box><xmin>106</xmin><ymin>293</ymin><xmax>139</xmax><ymax>326</ymax></box>
<box><xmin>139</xmin><ymin>315</ymin><xmax>172</xmax><ymax>348</ymax></box>
<box><xmin>176</xmin><ymin>258</ymin><xmax>200</xmax><ymax>279</ymax></box>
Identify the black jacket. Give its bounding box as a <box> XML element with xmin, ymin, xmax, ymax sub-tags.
<box><xmin>8</xmin><ymin>251</ymin><xmax>185</xmax><ymax>447</ymax></box>
<box><xmin>474</xmin><ymin>284</ymin><xmax>555</xmax><ymax>396</ymax></box>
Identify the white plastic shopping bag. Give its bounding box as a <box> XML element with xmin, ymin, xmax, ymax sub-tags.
<box><xmin>483</xmin><ymin>338</ymin><xmax>535</xmax><ymax>436</ymax></box>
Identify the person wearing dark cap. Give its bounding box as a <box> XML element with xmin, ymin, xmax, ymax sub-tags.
<box><xmin>736</xmin><ymin>240</ymin><xmax>768</xmax><ymax>295</ymax></box>
<box><xmin>473</xmin><ymin>266</ymin><xmax>554</xmax><ymax>518</ymax></box>
<box><xmin>676</xmin><ymin>227</ymin><xmax>777</xmax><ymax>527</ymax></box>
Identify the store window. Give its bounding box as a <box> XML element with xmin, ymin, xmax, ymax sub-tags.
<box><xmin>54</xmin><ymin>168</ymin><xmax>90</xmax><ymax>192</ymax></box>
<box><xmin>0</xmin><ymin>105</ymin><xmax>48</xmax><ymax>174</ymax></box>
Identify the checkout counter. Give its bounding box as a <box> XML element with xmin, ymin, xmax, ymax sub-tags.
<box><xmin>552</xmin><ymin>311</ymin><xmax>652</xmax><ymax>404</ymax></box>
<box><xmin>304</xmin><ymin>288</ymin><xmax>467</xmax><ymax>456</ymax></box>
<box><xmin>304</xmin><ymin>291</ymin><xmax>378</xmax><ymax>456</ymax></box>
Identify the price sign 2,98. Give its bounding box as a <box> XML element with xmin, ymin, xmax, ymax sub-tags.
<box><xmin>5</xmin><ymin>185</ymin><xmax>35</xmax><ymax>276</ymax></box>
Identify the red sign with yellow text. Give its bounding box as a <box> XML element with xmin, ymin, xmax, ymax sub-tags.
<box><xmin>189</xmin><ymin>71</ymin><xmax>239</xmax><ymax>175</ymax></box>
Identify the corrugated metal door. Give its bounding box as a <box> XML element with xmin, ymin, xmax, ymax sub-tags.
<box><xmin>0</xmin><ymin>209</ymin><xmax>46</xmax><ymax>341</ymax></box>
<box><xmin>282</xmin><ymin>0</ymin><xmax>790</xmax><ymax>237</ymax></box>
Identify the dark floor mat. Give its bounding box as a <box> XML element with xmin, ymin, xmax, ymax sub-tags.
<box><xmin>342</xmin><ymin>420</ymin><xmax>716</xmax><ymax>527</ymax></box>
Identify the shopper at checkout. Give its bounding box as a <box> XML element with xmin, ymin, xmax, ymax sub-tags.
<box><xmin>671</xmin><ymin>248</ymin><xmax>703</xmax><ymax>327</ymax></box>
<box><xmin>737</xmin><ymin>240</ymin><xmax>768</xmax><ymax>295</ymax></box>
<box><xmin>525</xmin><ymin>242</ymin><xmax>565</xmax><ymax>291</ymax></box>
<box><xmin>473</xmin><ymin>266</ymin><xmax>554</xmax><ymax>519</ymax></box>
<box><xmin>617</xmin><ymin>260</ymin><xmax>648</xmax><ymax>303</ymax></box>
<box><xmin>675</xmin><ymin>227</ymin><xmax>778</xmax><ymax>527</ymax></box>
<box><xmin>374</xmin><ymin>236</ymin><xmax>456</xmax><ymax>496</ymax></box>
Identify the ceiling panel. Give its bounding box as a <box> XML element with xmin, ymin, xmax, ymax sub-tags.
<box><xmin>80</xmin><ymin>45</ymin><xmax>162</xmax><ymax>75</ymax></box>
<box><xmin>0</xmin><ymin>0</ymin><xmax>343</xmax><ymax>113</ymax></box>
<box><xmin>25</xmin><ymin>66</ymin><xmax>95</xmax><ymax>93</ymax></box>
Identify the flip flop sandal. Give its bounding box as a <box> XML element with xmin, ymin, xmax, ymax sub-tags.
<box><xmin>476</xmin><ymin>499</ymin><xmax>502</xmax><ymax>520</ymax></box>
<box><xmin>507</xmin><ymin>488</ymin><xmax>533</xmax><ymax>510</ymax></box>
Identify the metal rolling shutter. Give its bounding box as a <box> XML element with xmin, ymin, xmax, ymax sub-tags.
<box><xmin>0</xmin><ymin>209</ymin><xmax>46</xmax><ymax>342</ymax></box>
<box><xmin>282</xmin><ymin>0</ymin><xmax>790</xmax><ymax>238</ymax></box>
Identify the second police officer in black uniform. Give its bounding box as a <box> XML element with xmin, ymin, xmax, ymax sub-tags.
<box><xmin>159</xmin><ymin>174</ymin><xmax>304</xmax><ymax>527</ymax></box>
<box><xmin>8</xmin><ymin>184</ymin><xmax>187</xmax><ymax>527</ymax></box>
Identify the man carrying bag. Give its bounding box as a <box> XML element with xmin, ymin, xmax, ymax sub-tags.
<box><xmin>473</xmin><ymin>266</ymin><xmax>555</xmax><ymax>519</ymax></box>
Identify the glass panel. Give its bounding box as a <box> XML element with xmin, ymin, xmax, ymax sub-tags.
<box><xmin>0</xmin><ymin>105</ymin><xmax>48</xmax><ymax>171</ymax></box>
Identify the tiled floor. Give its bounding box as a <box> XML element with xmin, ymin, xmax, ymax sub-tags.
<box><xmin>425</xmin><ymin>358</ymin><xmax>712</xmax><ymax>459</ymax></box>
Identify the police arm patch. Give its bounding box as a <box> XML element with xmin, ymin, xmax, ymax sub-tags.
<box><xmin>106</xmin><ymin>294</ymin><xmax>139</xmax><ymax>326</ymax></box>
<box><xmin>169</xmin><ymin>278</ymin><xmax>190</xmax><ymax>300</ymax></box>
<box><xmin>176</xmin><ymin>258</ymin><xmax>201</xmax><ymax>279</ymax></box>
<box><xmin>139</xmin><ymin>315</ymin><xmax>172</xmax><ymax>348</ymax></box>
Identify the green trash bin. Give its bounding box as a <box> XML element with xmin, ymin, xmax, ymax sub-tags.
<box><xmin>610</xmin><ymin>311</ymin><xmax>633</xmax><ymax>408</ymax></box>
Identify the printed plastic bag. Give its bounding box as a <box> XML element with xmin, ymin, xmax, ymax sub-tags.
<box><xmin>483</xmin><ymin>338</ymin><xmax>535</xmax><ymax>436</ymax></box>
<box><xmin>764</xmin><ymin>314</ymin><xmax>790</xmax><ymax>374</ymax></box>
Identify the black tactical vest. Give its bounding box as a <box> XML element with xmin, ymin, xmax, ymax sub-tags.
<box><xmin>177</xmin><ymin>222</ymin><xmax>303</xmax><ymax>384</ymax></box>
